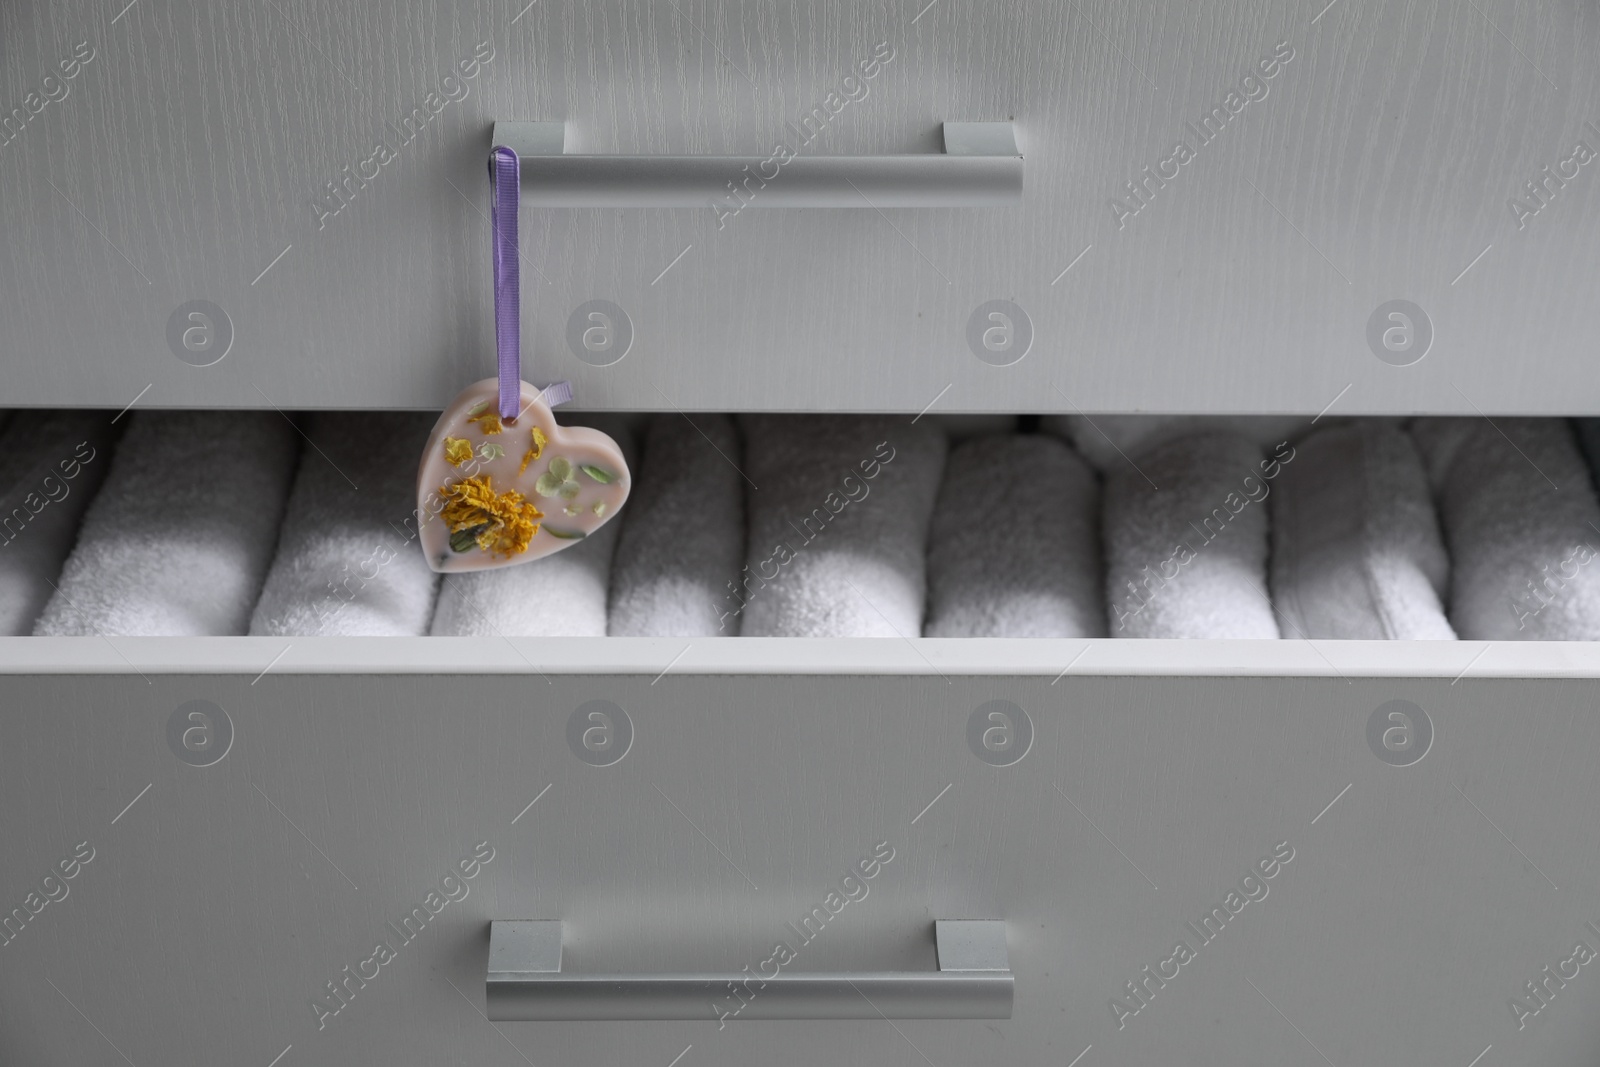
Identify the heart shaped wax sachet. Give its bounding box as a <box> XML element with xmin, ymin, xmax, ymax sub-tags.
<box><xmin>417</xmin><ymin>378</ymin><xmax>630</xmax><ymax>573</ymax></box>
<box><xmin>422</xmin><ymin>148</ymin><xmax>630</xmax><ymax>572</ymax></box>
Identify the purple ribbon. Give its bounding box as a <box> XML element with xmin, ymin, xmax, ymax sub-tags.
<box><xmin>489</xmin><ymin>145</ymin><xmax>521</xmax><ymax>421</ymax></box>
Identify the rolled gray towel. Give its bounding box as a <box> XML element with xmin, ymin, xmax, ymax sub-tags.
<box><xmin>736</xmin><ymin>415</ymin><xmax>946</xmax><ymax>637</ymax></box>
<box><xmin>1270</xmin><ymin>421</ymin><xmax>1454</xmax><ymax>640</ymax></box>
<box><xmin>249</xmin><ymin>412</ymin><xmax>439</xmax><ymax>637</ymax></box>
<box><xmin>1575</xmin><ymin>419</ymin><xmax>1600</xmax><ymax>492</ymax></box>
<box><xmin>607</xmin><ymin>414</ymin><xmax>745</xmax><ymax>636</ymax></box>
<box><xmin>921</xmin><ymin>414</ymin><xmax>1020</xmax><ymax>442</ymax></box>
<box><xmin>35</xmin><ymin>411</ymin><xmax>297</xmax><ymax>636</ymax></box>
<box><xmin>429</xmin><ymin>417</ymin><xmax>637</xmax><ymax>638</ymax></box>
<box><xmin>1103</xmin><ymin>431</ymin><xmax>1281</xmax><ymax>639</ymax></box>
<box><xmin>1041</xmin><ymin>414</ymin><xmax>1312</xmax><ymax>474</ymax></box>
<box><xmin>0</xmin><ymin>412</ymin><xmax>117</xmax><ymax>635</ymax></box>
<box><xmin>924</xmin><ymin>434</ymin><xmax>1105</xmax><ymax>637</ymax></box>
<box><xmin>1412</xmin><ymin>417</ymin><xmax>1600</xmax><ymax>640</ymax></box>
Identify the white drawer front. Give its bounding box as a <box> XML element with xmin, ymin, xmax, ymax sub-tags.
<box><xmin>2</xmin><ymin>667</ymin><xmax>1597</xmax><ymax>1065</ymax></box>
<box><xmin>0</xmin><ymin>1</ymin><xmax>1595</xmax><ymax>414</ymax></box>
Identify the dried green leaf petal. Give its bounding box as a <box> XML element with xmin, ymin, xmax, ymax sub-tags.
<box><xmin>580</xmin><ymin>464</ymin><xmax>614</xmax><ymax>484</ymax></box>
<box><xmin>450</xmin><ymin>524</ymin><xmax>487</xmax><ymax>553</ymax></box>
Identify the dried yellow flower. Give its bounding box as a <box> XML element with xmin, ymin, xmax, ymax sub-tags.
<box><xmin>443</xmin><ymin>437</ymin><xmax>473</xmax><ymax>467</ymax></box>
<box><xmin>438</xmin><ymin>475</ymin><xmax>543</xmax><ymax>557</ymax></box>
<box><xmin>469</xmin><ymin>412</ymin><xmax>504</xmax><ymax>435</ymax></box>
<box><xmin>520</xmin><ymin>425</ymin><xmax>549</xmax><ymax>474</ymax></box>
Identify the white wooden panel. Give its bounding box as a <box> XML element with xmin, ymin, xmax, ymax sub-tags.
<box><xmin>1</xmin><ymin>669</ymin><xmax>1598</xmax><ymax>1065</ymax></box>
<box><xmin>0</xmin><ymin>1</ymin><xmax>1596</xmax><ymax>413</ymax></box>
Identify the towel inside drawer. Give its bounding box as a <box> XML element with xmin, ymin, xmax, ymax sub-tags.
<box><xmin>6</xmin><ymin>409</ymin><xmax>1600</xmax><ymax>642</ymax></box>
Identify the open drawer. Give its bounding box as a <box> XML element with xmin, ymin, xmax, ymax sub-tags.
<box><xmin>2</xmin><ymin>638</ymin><xmax>1599</xmax><ymax>1065</ymax></box>
<box><xmin>5</xmin><ymin>402</ymin><xmax>1600</xmax><ymax>1063</ymax></box>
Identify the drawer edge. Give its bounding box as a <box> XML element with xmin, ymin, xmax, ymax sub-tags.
<box><xmin>0</xmin><ymin>636</ymin><xmax>1595</xmax><ymax>679</ymax></box>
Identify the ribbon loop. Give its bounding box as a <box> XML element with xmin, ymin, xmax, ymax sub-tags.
<box><xmin>489</xmin><ymin>145</ymin><xmax>521</xmax><ymax>421</ymax></box>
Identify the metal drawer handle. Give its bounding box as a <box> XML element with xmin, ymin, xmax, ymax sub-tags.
<box><xmin>490</xmin><ymin>121</ymin><xmax>1022</xmax><ymax>208</ymax></box>
<box><xmin>485</xmin><ymin>919</ymin><xmax>1013</xmax><ymax>1021</ymax></box>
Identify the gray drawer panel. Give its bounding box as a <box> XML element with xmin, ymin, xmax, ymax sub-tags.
<box><xmin>2</xmin><ymin>1</ymin><xmax>1597</xmax><ymax>414</ymax></box>
<box><xmin>1</xmin><ymin>672</ymin><xmax>1597</xmax><ymax>1065</ymax></box>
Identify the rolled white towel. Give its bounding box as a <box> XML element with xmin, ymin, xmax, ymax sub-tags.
<box><xmin>249</xmin><ymin>412</ymin><xmax>440</xmax><ymax>637</ymax></box>
<box><xmin>429</xmin><ymin>417</ymin><xmax>637</xmax><ymax>638</ymax></box>
<box><xmin>35</xmin><ymin>411</ymin><xmax>297</xmax><ymax>636</ymax></box>
<box><xmin>0</xmin><ymin>412</ymin><xmax>117</xmax><ymax>635</ymax></box>
<box><xmin>1102</xmin><ymin>431</ymin><xmax>1282</xmax><ymax>639</ymax></box>
<box><xmin>1574</xmin><ymin>419</ymin><xmax>1600</xmax><ymax>489</ymax></box>
<box><xmin>920</xmin><ymin>414</ymin><xmax>1020</xmax><ymax>442</ymax></box>
<box><xmin>735</xmin><ymin>415</ymin><xmax>946</xmax><ymax>638</ymax></box>
<box><xmin>607</xmin><ymin>413</ymin><xmax>745</xmax><ymax>637</ymax></box>
<box><xmin>1042</xmin><ymin>414</ymin><xmax>1312</xmax><ymax>474</ymax></box>
<box><xmin>1270</xmin><ymin>421</ymin><xmax>1454</xmax><ymax>640</ymax></box>
<box><xmin>924</xmin><ymin>433</ymin><xmax>1105</xmax><ymax>637</ymax></box>
<box><xmin>1412</xmin><ymin>417</ymin><xmax>1600</xmax><ymax>640</ymax></box>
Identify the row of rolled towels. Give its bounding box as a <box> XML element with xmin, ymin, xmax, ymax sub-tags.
<box><xmin>5</xmin><ymin>408</ymin><xmax>1600</xmax><ymax>640</ymax></box>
